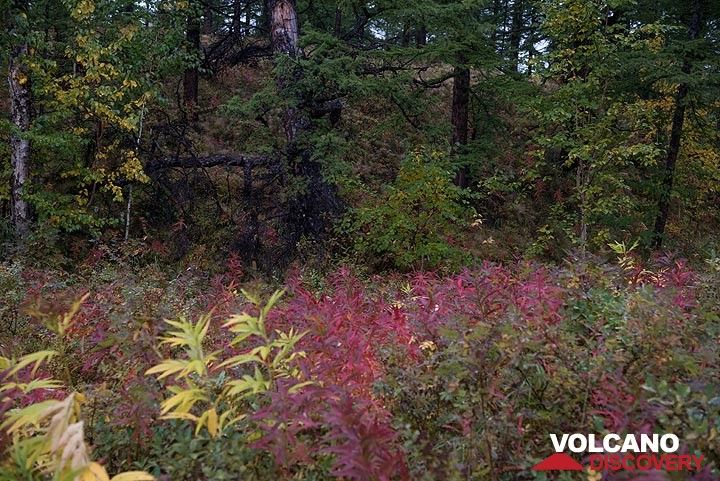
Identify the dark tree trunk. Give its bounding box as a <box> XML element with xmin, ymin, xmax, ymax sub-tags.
<box><xmin>509</xmin><ymin>0</ymin><xmax>523</xmax><ymax>72</ymax></box>
<box><xmin>415</xmin><ymin>25</ymin><xmax>427</xmax><ymax>47</ymax></box>
<box><xmin>452</xmin><ymin>65</ymin><xmax>471</xmax><ymax>188</ymax></box>
<box><xmin>334</xmin><ymin>7</ymin><xmax>342</xmax><ymax>37</ymax></box>
<box><xmin>491</xmin><ymin>0</ymin><xmax>501</xmax><ymax>49</ymax></box>
<box><xmin>8</xmin><ymin>42</ymin><xmax>31</xmax><ymax>238</ymax></box>
<box><xmin>232</xmin><ymin>0</ymin><xmax>244</xmax><ymax>34</ymax></box>
<box><xmin>183</xmin><ymin>13</ymin><xmax>201</xmax><ymax>118</ymax></box>
<box><xmin>400</xmin><ymin>24</ymin><xmax>411</xmax><ymax>47</ymax></box>
<box><xmin>652</xmin><ymin>0</ymin><xmax>703</xmax><ymax>249</ymax></box>
<box><xmin>268</xmin><ymin>0</ymin><xmax>339</xmax><ymax>239</ymax></box>
<box><xmin>260</xmin><ymin>0</ymin><xmax>271</xmax><ymax>33</ymax></box>
<box><xmin>202</xmin><ymin>0</ymin><xmax>216</xmax><ymax>35</ymax></box>
<box><xmin>526</xmin><ymin>13</ymin><xmax>536</xmax><ymax>77</ymax></box>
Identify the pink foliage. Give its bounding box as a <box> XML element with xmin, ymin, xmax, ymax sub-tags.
<box><xmin>254</xmin><ymin>264</ymin><xmax>569</xmax><ymax>480</ymax></box>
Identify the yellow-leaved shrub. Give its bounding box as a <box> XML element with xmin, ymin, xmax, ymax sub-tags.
<box><xmin>146</xmin><ymin>289</ymin><xmax>310</xmax><ymax>438</ymax></box>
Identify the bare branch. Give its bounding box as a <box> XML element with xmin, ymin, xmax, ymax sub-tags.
<box><xmin>145</xmin><ymin>154</ymin><xmax>272</xmax><ymax>173</ymax></box>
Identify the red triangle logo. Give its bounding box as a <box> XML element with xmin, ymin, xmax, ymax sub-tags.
<box><xmin>532</xmin><ymin>453</ymin><xmax>584</xmax><ymax>471</ymax></box>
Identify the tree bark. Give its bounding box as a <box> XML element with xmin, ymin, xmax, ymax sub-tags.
<box><xmin>652</xmin><ymin>0</ymin><xmax>703</xmax><ymax>248</ymax></box>
<box><xmin>268</xmin><ymin>0</ymin><xmax>339</xmax><ymax>237</ymax></box>
<box><xmin>415</xmin><ymin>25</ymin><xmax>427</xmax><ymax>47</ymax></box>
<box><xmin>491</xmin><ymin>0</ymin><xmax>501</xmax><ymax>49</ymax></box>
<box><xmin>452</xmin><ymin>64</ymin><xmax>471</xmax><ymax>188</ymax></box>
<box><xmin>269</xmin><ymin>0</ymin><xmax>300</xmax><ymax>58</ymax></box>
<box><xmin>145</xmin><ymin>153</ymin><xmax>270</xmax><ymax>173</ymax></box>
<box><xmin>400</xmin><ymin>24</ymin><xmax>411</xmax><ymax>47</ymax></box>
<box><xmin>8</xmin><ymin>42</ymin><xmax>32</xmax><ymax>238</ymax></box>
<box><xmin>333</xmin><ymin>7</ymin><xmax>343</xmax><ymax>37</ymax></box>
<box><xmin>232</xmin><ymin>0</ymin><xmax>244</xmax><ymax>34</ymax></box>
<box><xmin>269</xmin><ymin>0</ymin><xmax>305</xmax><ymax>143</ymax></box>
<box><xmin>202</xmin><ymin>0</ymin><xmax>216</xmax><ymax>35</ymax></box>
<box><xmin>509</xmin><ymin>0</ymin><xmax>523</xmax><ymax>72</ymax></box>
<box><xmin>183</xmin><ymin>12</ymin><xmax>201</xmax><ymax>118</ymax></box>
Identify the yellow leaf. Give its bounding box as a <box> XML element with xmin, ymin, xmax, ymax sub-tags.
<box><xmin>145</xmin><ymin>359</ymin><xmax>189</xmax><ymax>380</ymax></box>
<box><xmin>0</xmin><ymin>357</ymin><xmax>11</xmax><ymax>370</ymax></box>
<box><xmin>110</xmin><ymin>472</ymin><xmax>154</xmax><ymax>481</ymax></box>
<box><xmin>87</xmin><ymin>462</ymin><xmax>110</xmax><ymax>481</ymax></box>
<box><xmin>161</xmin><ymin>412</ymin><xmax>198</xmax><ymax>422</ymax></box>
<box><xmin>2</xmin><ymin>400</ymin><xmax>59</xmax><ymax>433</ymax></box>
<box><xmin>218</xmin><ymin>411</ymin><xmax>246</xmax><ymax>431</ymax></box>
<box><xmin>8</xmin><ymin>350</ymin><xmax>58</xmax><ymax>376</ymax></box>
<box><xmin>159</xmin><ymin>388</ymin><xmax>206</xmax><ymax>415</ymax></box>
<box><xmin>206</xmin><ymin>408</ymin><xmax>218</xmax><ymax>437</ymax></box>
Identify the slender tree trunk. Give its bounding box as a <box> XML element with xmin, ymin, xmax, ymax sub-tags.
<box><xmin>260</xmin><ymin>0</ymin><xmax>271</xmax><ymax>33</ymax></box>
<box><xmin>183</xmin><ymin>12</ymin><xmax>200</xmax><ymax>118</ymax></box>
<box><xmin>652</xmin><ymin>0</ymin><xmax>703</xmax><ymax>248</ymax></box>
<box><xmin>509</xmin><ymin>0</ymin><xmax>523</xmax><ymax>72</ymax></box>
<box><xmin>491</xmin><ymin>0</ymin><xmax>501</xmax><ymax>49</ymax></box>
<box><xmin>9</xmin><ymin>42</ymin><xmax>32</xmax><ymax>238</ymax></box>
<box><xmin>232</xmin><ymin>0</ymin><xmax>244</xmax><ymax>34</ymax></box>
<box><xmin>452</xmin><ymin>64</ymin><xmax>471</xmax><ymax>188</ymax></box>
<box><xmin>415</xmin><ymin>25</ymin><xmax>427</xmax><ymax>47</ymax></box>
<box><xmin>333</xmin><ymin>7</ymin><xmax>342</xmax><ymax>37</ymax></box>
<box><xmin>400</xmin><ymin>24</ymin><xmax>411</xmax><ymax>47</ymax></box>
<box><xmin>526</xmin><ymin>13</ymin><xmax>536</xmax><ymax>77</ymax></box>
<box><xmin>202</xmin><ymin>0</ymin><xmax>215</xmax><ymax>35</ymax></box>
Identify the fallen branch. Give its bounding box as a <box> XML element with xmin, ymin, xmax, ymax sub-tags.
<box><xmin>145</xmin><ymin>154</ymin><xmax>272</xmax><ymax>173</ymax></box>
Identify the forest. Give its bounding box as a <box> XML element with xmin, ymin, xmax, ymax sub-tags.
<box><xmin>1</xmin><ymin>0</ymin><xmax>719</xmax><ymax>479</ymax></box>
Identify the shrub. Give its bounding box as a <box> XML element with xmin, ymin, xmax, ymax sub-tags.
<box><xmin>0</xmin><ymin>299</ymin><xmax>153</xmax><ymax>481</ymax></box>
<box><xmin>145</xmin><ymin>290</ymin><xmax>308</xmax><ymax>438</ymax></box>
<box><xmin>345</xmin><ymin>150</ymin><xmax>473</xmax><ymax>271</ymax></box>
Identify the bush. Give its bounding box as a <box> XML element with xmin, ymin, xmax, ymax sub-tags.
<box><xmin>345</xmin><ymin>150</ymin><xmax>473</xmax><ymax>271</ymax></box>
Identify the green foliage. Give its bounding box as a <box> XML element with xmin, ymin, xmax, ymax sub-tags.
<box><xmin>522</xmin><ymin>0</ymin><xmax>720</xmax><ymax>254</ymax></box>
<box><xmin>528</xmin><ymin>0</ymin><xmax>662</xmax><ymax>251</ymax></box>
<box><xmin>344</xmin><ymin>150</ymin><xmax>473</xmax><ymax>270</ymax></box>
<box><xmin>132</xmin><ymin>423</ymin><xmax>280</xmax><ymax>481</ymax></box>
<box><xmin>642</xmin><ymin>379</ymin><xmax>720</xmax><ymax>468</ymax></box>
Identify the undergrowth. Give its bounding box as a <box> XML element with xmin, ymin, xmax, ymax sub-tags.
<box><xmin>0</xmin><ymin>250</ymin><xmax>718</xmax><ymax>480</ymax></box>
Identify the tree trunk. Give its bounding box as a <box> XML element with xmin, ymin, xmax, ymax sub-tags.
<box><xmin>333</xmin><ymin>7</ymin><xmax>342</xmax><ymax>37</ymax></box>
<box><xmin>183</xmin><ymin>12</ymin><xmax>200</xmax><ymax>117</ymax></box>
<box><xmin>509</xmin><ymin>0</ymin><xmax>523</xmax><ymax>72</ymax></box>
<box><xmin>652</xmin><ymin>0</ymin><xmax>703</xmax><ymax>248</ymax></box>
<box><xmin>269</xmin><ymin>0</ymin><xmax>303</xmax><ymax>142</ymax></box>
<box><xmin>232</xmin><ymin>0</ymin><xmax>244</xmax><ymax>34</ymax></box>
<box><xmin>269</xmin><ymin>0</ymin><xmax>300</xmax><ymax>57</ymax></box>
<box><xmin>268</xmin><ymin>0</ymin><xmax>339</xmax><ymax>239</ymax></box>
<box><xmin>415</xmin><ymin>25</ymin><xmax>427</xmax><ymax>47</ymax></box>
<box><xmin>452</xmin><ymin>65</ymin><xmax>471</xmax><ymax>188</ymax></box>
<box><xmin>8</xmin><ymin>42</ymin><xmax>32</xmax><ymax>238</ymax></box>
<box><xmin>202</xmin><ymin>0</ymin><xmax>216</xmax><ymax>35</ymax></box>
<box><xmin>400</xmin><ymin>24</ymin><xmax>411</xmax><ymax>47</ymax></box>
<box><xmin>491</xmin><ymin>0</ymin><xmax>501</xmax><ymax>49</ymax></box>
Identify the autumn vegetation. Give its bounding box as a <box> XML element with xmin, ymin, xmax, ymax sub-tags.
<box><xmin>1</xmin><ymin>0</ymin><xmax>719</xmax><ymax>480</ymax></box>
